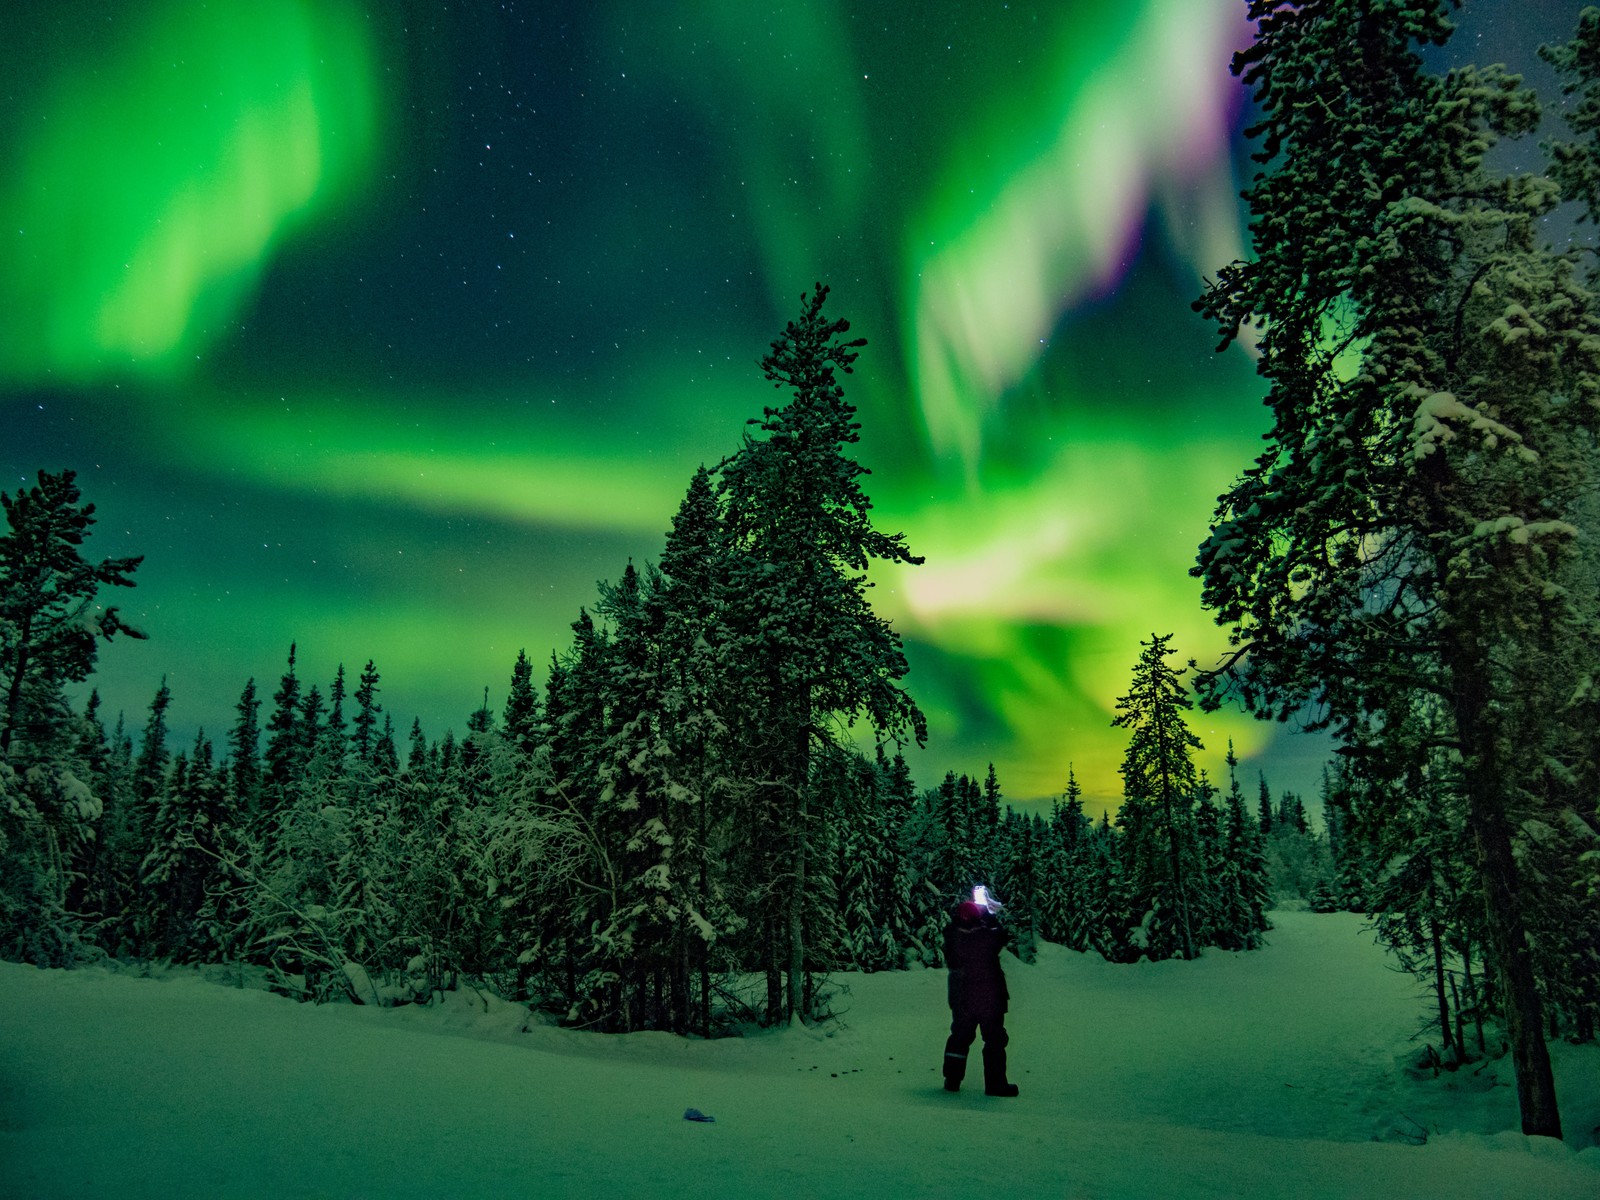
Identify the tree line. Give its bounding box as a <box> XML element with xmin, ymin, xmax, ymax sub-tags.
<box><xmin>0</xmin><ymin>289</ymin><xmax>1278</xmax><ymax>1033</ymax></box>
<box><xmin>1</xmin><ymin>455</ymin><xmax>1296</xmax><ymax>1040</ymax></box>
<box><xmin>10</xmin><ymin>401</ymin><xmax>1569</xmax><ymax>1064</ymax></box>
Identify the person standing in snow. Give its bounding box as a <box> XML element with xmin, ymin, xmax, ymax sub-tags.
<box><xmin>941</xmin><ymin>887</ymin><xmax>1018</xmax><ymax>1096</ymax></box>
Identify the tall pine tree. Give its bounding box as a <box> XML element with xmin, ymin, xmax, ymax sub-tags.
<box><xmin>1112</xmin><ymin>633</ymin><xmax>1204</xmax><ymax>961</ymax></box>
<box><xmin>1191</xmin><ymin>1</ymin><xmax>1600</xmax><ymax>1136</ymax></box>
<box><xmin>717</xmin><ymin>284</ymin><xmax>926</xmax><ymax>1023</ymax></box>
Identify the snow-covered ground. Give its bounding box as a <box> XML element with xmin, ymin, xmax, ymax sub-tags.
<box><xmin>1</xmin><ymin>913</ymin><xmax>1595</xmax><ymax>1199</ymax></box>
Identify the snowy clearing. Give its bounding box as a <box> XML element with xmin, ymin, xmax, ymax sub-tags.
<box><xmin>2</xmin><ymin>912</ymin><xmax>1596</xmax><ymax>1199</ymax></box>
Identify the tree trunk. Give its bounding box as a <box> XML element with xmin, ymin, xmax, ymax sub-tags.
<box><xmin>1165</xmin><ymin>806</ymin><xmax>1195</xmax><ymax>960</ymax></box>
<box><xmin>0</xmin><ymin>613</ymin><xmax>32</xmax><ymax>757</ymax></box>
<box><xmin>1462</xmin><ymin>939</ymin><xmax>1486</xmax><ymax>1055</ymax></box>
<box><xmin>695</xmin><ymin>740</ymin><xmax>713</xmax><ymax>1038</ymax></box>
<box><xmin>765</xmin><ymin>918</ymin><xmax>782</xmax><ymax>1025</ymax></box>
<box><xmin>695</xmin><ymin>844</ymin><xmax>711</xmax><ymax>1037</ymax></box>
<box><xmin>698</xmin><ymin>942</ymin><xmax>711</xmax><ymax>1038</ymax></box>
<box><xmin>1468</xmin><ymin>792</ymin><xmax>1562</xmax><ymax>1138</ymax></box>
<box><xmin>1428</xmin><ymin>906</ymin><xmax>1455</xmax><ymax>1058</ymax></box>
<box><xmin>1154</xmin><ymin>710</ymin><xmax>1195</xmax><ymax>960</ymax></box>
<box><xmin>787</xmin><ymin>770</ymin><xmax>807</xmax><ymax>1024</ymax></box>
<box><xmin>1450</xmin><ymin>653</ymin><xmax>1562</xmax><ymax>1138</ymax></box>
<box><xmin>1449</xmin><ymin>972</ymin><xmax>1466</xmax><ymax>1060</ymax></box>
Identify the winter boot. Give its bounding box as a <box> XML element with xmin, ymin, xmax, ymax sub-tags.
<box><xmin>942</xmin><ymin>1048</ymin><xmax>967</xmax><ymax>1092</ymax></box>
<box><xmin>982</xmin><ymin>1037</ymin><xmax>1016</xmax><ymax>1096</ymax></box>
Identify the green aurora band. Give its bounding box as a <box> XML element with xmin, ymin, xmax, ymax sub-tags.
<box><xmin>1</xmin><ymin>0</ymin><xmax>379</xmax><ymax>383</ymax></box>
<box><xmin>2</xmin><ymin>0</ymin><xmax>1341</xmax><ymax>808</ymax></box>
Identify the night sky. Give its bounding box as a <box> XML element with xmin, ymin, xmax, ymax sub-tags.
<box><xmin>0</xmin><ymin>0</ymin><xmax>1576</xmax><ymax>808</ymax></box>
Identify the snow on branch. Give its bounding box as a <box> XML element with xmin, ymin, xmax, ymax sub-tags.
<box><xmin>1408</xmin><ymin>389</ymin><xmax>1537</xmax><ymax>463</ymax></box>
<box><xmin>1469</xmin><ymin>515</ymin><xmax>1579</xmax><ymax>545</ymax></box>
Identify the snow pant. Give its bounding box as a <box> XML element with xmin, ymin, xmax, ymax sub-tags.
<box><xmin>943</xmin><ymin>1011</ymin><xmax>1008</xmax><ymax>1090</ymax></box>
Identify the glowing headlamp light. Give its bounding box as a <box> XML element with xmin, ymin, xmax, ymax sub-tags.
<box><xmin>972</xmin><ymin>884</ymin><xmax>1002</xmax><ymax>913</ymax></box>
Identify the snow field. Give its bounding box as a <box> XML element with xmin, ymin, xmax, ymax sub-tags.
<box><xmin>1</xmin><ymin>912</ymin><xmax>1595</xmax><ymax>1198</ymax></box>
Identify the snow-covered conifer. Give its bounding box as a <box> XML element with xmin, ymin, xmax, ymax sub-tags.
<box><xmin>1191</xmin><ymin>0</ymin><xmax>1600</xmax><ymax>1137</ymax></box>
<box><xmin>352</xmin><ymin>660</ymin><xmax>382</xmax><ymax>765</ymax></box>
<box><xmin>716</xmin><ymin>284</ymin><xmax>925</xmax><ymax>1023</ymax></box>
<box><xmin>1113</xmin><ymin>633</ymin><xmax>1205</xmax><ymax>960</ymax></box>
<box><xmin>262</xmin><ymin>645</ymin><xmax>305</xmax><ymax>818</ymax></box>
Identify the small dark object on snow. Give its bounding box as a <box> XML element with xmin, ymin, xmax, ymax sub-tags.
<box><xmin>683</xmin><ymin>1108</ymin><xmax>715</xmax><ymax>1123</ymax></box>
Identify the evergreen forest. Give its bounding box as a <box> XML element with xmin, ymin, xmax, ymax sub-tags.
<box><xmin>2</xmin><ymin>292</ymin><xmax>1291</xmax><ymax>1037</ymax></box>
<box><xmin>4</xmin><ymin>1</ymin><xmax>1600</xmax><ymax>1145</ymax></box>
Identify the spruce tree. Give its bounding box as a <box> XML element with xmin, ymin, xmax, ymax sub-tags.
<box><xmin>976</xmin><ymin>764</ymin><xmax>1004</xmax><ymax>887</ymax></box>
<box><xmin>460</xmin><ymin>688</ymin><xmax>496</xmax><ymax>805</ymax></box>
<box><xmin>1191</xmin><ymin>773</ymin><xmax>1224</xmax><ymax>947</ymax></box>
<box><xmin>1217</xmin><ymin>742</ymin><xmax>1271</xmax><ymax>949</ymax></box>
<box><xmin>533</xmin><ymin>611</ymin><xmax>612</xmax><ymax>1020</ymax></box>
<box><xmin>717</xmin><ymin>284</ymin><xmax>926</xmax><ymax>1023</ymax></box>
<box><xmin>133</xmin><ymin>679</ymin><xmax>172</xmax><ymax>807</ymax></box>
<box><xmin>934</xmin><ymin>771</ymin><xmax>971</xmax><ymax>896</ymax></box>
<box><xmin>1112</xmin><ymin>633</ymin><xmax>1204</xmax><ymax>960</ymax></box>
<box><xmin>1049</xmin><ymin>769</ymin><xmax>1096</xmax><ymax>953</ymax></box>
<box><xmin>353</xmin><ymin>660</ymin><xmax>382</xmax><ymax>764</ymax></box>
<box><xmin>79</xmin><ymin>707</ymin><xmax>139</xmax><ymax>954</ymax></box>
<box><xmin>591</xmin><ymin>559</ymin><xmax>685</xmax><ymax>1030</ymax></box>
<box><xmin>1091</xmin><ymin>812</ymin><xmax>1139</xmax><ymax>964</ymax></box>
<box><xmin>65</xmin><ymin>690</ymin><xmax>114</xmax><ymax>920</ymax></box>
<box><xmin>263</xmin><ymin>644</ymin><xmax>303</xmax><ymax>815</ymax></box>
<box><xmin>1322</xmin><ymin>760</ymin><xmax>1367</xmax><ymax>910</ymax></box>
<box><xmin>406</xmin><ymin>718</ymin><xmax>429</xmax><ymax>779</ymax></box>
<box><xmin>142</xmin><ymin>729</ymin><xmax>230</xmax><ymax>960</ymax></box>
<box><xmin>296</xmin><ymin>684</ymin><xmax>327</xmax><ymax>787</ymax></box>
<box><xmin>229</xmin><ymin>679</ymin><xmax>262</xmax><ymax>818</ymax></box>
<box><xmin>1531</xmin><ymin>9</ymin><xmax>1600</xmax><ymax>1049</ymax></box>
<box><xmin>502</xmin><ymin>650</ymin><xmax>542</xmax><ymax>760</ymax></box>
<box><xmin>1037</xmin><ymin>796</ymin><xmax>1070</xmax><ymax>947</ymax></box>
<box><xmin>324</xmin><ymin>665</ymin><xmax>348</xmax><ymax>761</ymax></box>
<box><xmin>899</xmin><ymin>782</ymin><xmax>955</xmax><ymax>965</ymax></box>
<box><xmin>1191</xmin><ymin>1</ymin><xmax>1600</xmax><ymax>1136</ymax></box>
<box><xmin>654</xmin><ymin>465</ymin><xmax>733</xmax><ymax>1034</ymax></box>
<box><xmin>996</xmin><ymin>808</ymin><xmax>1040</xmax><ymax>964</ymax></box>
<box><xmin>0</xmin><ymin>469</ymin><xmax>143</xmax><ymax>760</ymax></box>
<box><xmin>373</xmin><ymin>714</ymin><xmax>400</xmax><ymax>778</ymax></box>
<box><xmin>876</xmin><ymin>749</ymin><xmax>923</xmax><ymax>966</ymax></box>
<box><xmin>1542</xmin><ymin>8</ymin><xmax>1600</xmax><ymax>224</ymax></box>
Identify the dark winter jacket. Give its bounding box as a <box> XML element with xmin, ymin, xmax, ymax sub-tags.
<box><xmin>944</xmin><ymin>911</ymin><xmax>1009</xmax><ymax>1020</ymax></box>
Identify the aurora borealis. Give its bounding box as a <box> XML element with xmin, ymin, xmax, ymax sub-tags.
<box><xmin>1</xmin><ymin>0</ymin><xmax>1570</xmax><ymax>808</ymax></box>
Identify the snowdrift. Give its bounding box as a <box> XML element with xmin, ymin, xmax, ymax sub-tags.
<box><xmin>1</xmin><ymin>912</ymin><xmax>1595</xmax><ymax>1198</ymax></box>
